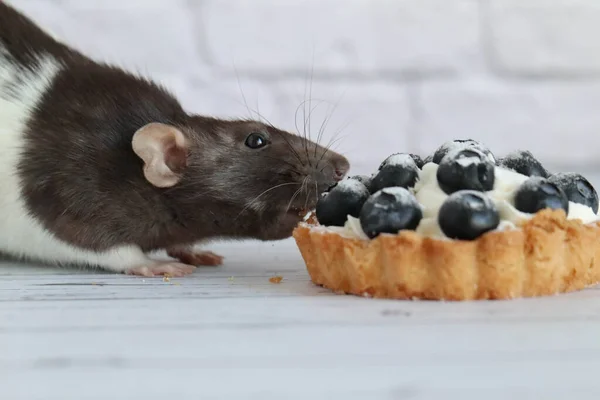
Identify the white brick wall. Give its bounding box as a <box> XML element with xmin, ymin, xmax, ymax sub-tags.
<box><xmin>8</xmin><ymin>0</ymin><xmax>600</xmax><ymax>177</ymax></box>
<box><xmin>198</xmin><ymin>0</ymin><xmax>481</xmax><ymax>75</ymax></box>
<box><xmin>486</xmin><ymin>0</ymin><xmax>600</xmax><ymax>75</ymax></box>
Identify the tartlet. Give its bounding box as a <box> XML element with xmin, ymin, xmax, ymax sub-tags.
<box><xmin>293</xmin><ymin>142</ymin><xmax>600</xmax><ymax>301</ymax></box>
<box><xmin>294</xmin><ymin>209</ymin><xmax>600</xmax><ymax>300</ymax></box>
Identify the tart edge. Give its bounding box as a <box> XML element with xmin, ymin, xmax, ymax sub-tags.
<box><xmin>292</xmin><ymin>209</ymin><xmax>600</xmax><ymax>300</ymax></box>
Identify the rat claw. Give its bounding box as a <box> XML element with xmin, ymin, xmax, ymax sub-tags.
<box><xmin>167</xmin><ymin>248</ymin><xmax>224</xmax><ymax>266</ymax></box>
<box><xmin>126</xmin><ymin>262</ymin><xmax>196</xmax><ymax>277</ymax></box>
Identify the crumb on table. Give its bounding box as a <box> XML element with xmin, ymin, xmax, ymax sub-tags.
<box><xmin>269</xmin><ymin>276</ymin><xmax>283</xmax><ymax>284</ymax></box>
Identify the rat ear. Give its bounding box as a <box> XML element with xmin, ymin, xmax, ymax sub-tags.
<box><xmin>131</xmin><ymin>122</ymin><xmax>188</xmax><ymax>188</ymax></box>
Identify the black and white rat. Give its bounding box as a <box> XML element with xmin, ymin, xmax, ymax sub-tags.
<box><xmin>0</xmin><ymin>3</ymin><xmax>350</xmax><ymax>277</ymax></box>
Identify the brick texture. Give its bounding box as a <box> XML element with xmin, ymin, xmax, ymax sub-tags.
<box><xmin>197</xmin><ymin>0</ymin><xmax>480</xmax><ymax>76</ymax></box>
<box><xmin>486</xmin><ymin>0</ymin><xmax>600</xmax><ymax>76</ymax></box>
<box><xmin>7</xmin><ymin>0</ymin><xmax>600</xmax><ymax>172</ymax></box>
<box><xmin>416</xmin><ymin>79</ymin><xmax>600</xmax><ymax>165</ymax></box>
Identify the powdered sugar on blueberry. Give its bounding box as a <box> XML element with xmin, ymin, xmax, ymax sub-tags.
<box><xmin>359</xmin><ymin>187</ymin><xmax>423</xmax><ymax>238</ymax></box>
<box><xmin>438</xmin><ymin>190</ymin><xmax>500</xmax><ymax>240</ymax></box>
<box><xmin>455</xmin><ymin>155</ymin><xmax>481</xmax><ymax>167</ymax></box>
<box><xmin>336</xmin><ymin>178</ymin><xmax>370</xmax><ymax>194</ymax></box>
<box><xmin>431</xmin><ymin>139</ymin><xmax>496</xmax><ymax>164</ymax></box>
<box><xmin>498</xmin><ymin>150</ymin><xmax>549</xmax><ymax>178</ymax></box>
<box><xmin>370</xmin><ymin>153</ymin><xmax>420</xmax><ymax>193</ymax></box>
<box><xmin>548</xmin><ymin>172</ymin><xmax>599</xmax><ymax>213</ymax></box>
<box><xmin>379</xmin><ymin>153</ymin><xmax>417</xmax><ymax>170</ymax></box>
<box><xmin>376</xmin><ymin>187</ymin><xmax>420</xmax><ymax>207</ymax></box>
<box><xmin>315</xmin><ymin>178</ymin><xmax>369</xmax><ymax>227</ymax></box>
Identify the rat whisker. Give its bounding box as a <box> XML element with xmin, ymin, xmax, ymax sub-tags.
<box><xmin>234</xmin><ymin>182</ymin><xmax>300</xmax><ymax>221</ymax></box>
<box><xmin>293</xmin><ymin>98</ymin><xmax>330</xmax><ymax>123</ymax></box>
<box><xmin>232</xmin><ymin>58</ymin><xmax>254</xmax><ymax>121</ymax></box>
<box><xmin>302</xmin><ymin>61</ymin><xmax>309</xmax><ymax>146</ymax></box>
<box><xmin>255</xmin><ymin>87</ymin><xmax>262</xmax><ymax>126</ymax></box>
<box><xmin>227</xmin><ymin>98</ymin><xmax>307</xmax><ymax>168</ymax></box>
<box><xmin>324</xmin><ymin>114</ymin><xmax>351</xmax><ymax>146</ymax></box>
<box><xmin>307</xmin><ymin>47</ymin><xmax>315</xmax><ymax>154</ymax></box>
<box><xmin>271</xmin><ymin>130</ymin><xmax>305</xmax><ymax>166</ymax></box>
<box><xmin>303</xmin><ymin>179</ymin><xmax>311</xmax><ymax>211</ymax></box>
<box><xmin>315</xmin><ymin>120</ymin><xmax>351</xmax><ymax>171</ymax></box>
<box><xmin>300</xmin><ymin>53</ymin><xmax>317</xmax><ymax>167</ymax></box>
<box><xmin>324</xmin><ymin>132</ymin><xmax>349</xmax><ymax>153</ymax></box>
<box><xmin>294</xmin><ymin>100</ymin><xmax>303</xmax><ymax>137</ymax></box>
<box><xmin>247</xmin><ymin>98</ymin><xmax>279</xmax><ymax>131</ymax></box>
<box><xmin>314</xmin><ymin>101</ymin><xmax>345</xmax><ymax>153</ymax></box>
<box><xmin>284</xmin><ymin>179</ymin><xmax>306</xmax><ymax>213</ymax></box>
<box><xmin>303</xmin><ymin>175</ymin><xmax>313</xmax><ymax>207</ymax></box>
<box><xmin>294</xmin><ymin>98</ymin><xmax>337</xmax><ymax>108</ymax></box>
<box><xmin>322</xmin><ymin>102</ymin><xmax>355</xmax><ymax>163</ymax></box>
<box><xmin>232</xmin><ymin>57</ymin><xmax>281</xmax><ymax>131</ymax></box>
<box><xmin>262</xmin><ymin>156</ymin><xmax>305</xmax><ymax>174</ymax></box>
<box><xmin>315</xmin><ymin>88</ymin><xmax>347</xmax><ymax>158</ymax></box>
<box><xmin>294</xmin><ymin>99</ymin><xmax>312</xmax><ymax>167</ymax></box>
<box><xmin>252</xmin><ymin>108</ymin><xmax>277</xmax><ymax>129</ymax></box>
<box><xmin>327</xmin><ymin>139</ymin><xmax>349</xmax><ymax>154</ymax></box>
<box><xmin>295</xmin><ymin>98</ymin><xmax>328</xmax><ymax>143</ymax></box>
<box><xmin>313</xmin><ymin>110</ymin><xmax>335</xmax><ymax>168</ymax></box>
<box><xmin>303</xmin><ymin>100</ymin><xmax>328</xmax><ymax>158</ymax></box>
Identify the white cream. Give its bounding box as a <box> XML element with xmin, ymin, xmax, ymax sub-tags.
<box><xmin>320</xmin><ymin>162</ymin><xmax>600</xmax><ymax>240</ymax></box>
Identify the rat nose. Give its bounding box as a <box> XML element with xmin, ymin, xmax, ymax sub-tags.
<box><xmin>332</xmin><ymin>156</ymin><xmax>350</xmax><ymax>181</ymax></box>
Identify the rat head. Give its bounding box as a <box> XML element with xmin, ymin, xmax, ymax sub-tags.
<box><xmin>131</xmin><ymin>117</ymin><xmax>350</xmax><ymax>240</ymax></box>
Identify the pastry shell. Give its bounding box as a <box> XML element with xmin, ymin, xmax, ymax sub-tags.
<box><xmin>292</xmin><ymin>209</ymin><xmax>600</xmax><ymax>300</ymax></box>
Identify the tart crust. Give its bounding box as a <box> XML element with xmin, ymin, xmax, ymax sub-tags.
<box><xmin>292</xmin><ymin>209</ymin><xmax>600</xmax><ymax>300</ymax></box>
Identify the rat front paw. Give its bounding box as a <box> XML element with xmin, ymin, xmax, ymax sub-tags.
<box><xmin>167</xmin><ymin>248</ymin><xmax>224</xmax><ymax>266</ymax></box>
<box><xmin>126</xmin><ymin>261</ymin><xmax>196</xmax><ymax>277</ymax></box>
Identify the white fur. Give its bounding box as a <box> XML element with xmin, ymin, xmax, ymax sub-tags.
<box><xmin>0</xmin><ymin>49</ymin><xmax>149</xmax><ymax>272</ymax></box>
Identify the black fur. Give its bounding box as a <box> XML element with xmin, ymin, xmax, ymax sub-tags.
<box><xmin>0</xmin><ymin>2</ymin><xmax>349</xmax><ymax>253</ymax></box>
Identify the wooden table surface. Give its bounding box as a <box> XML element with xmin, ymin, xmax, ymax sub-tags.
<box><xmin>2</xmin><ymin>238</ymin><xmax>600</xmax><ymax>400</ymax></box>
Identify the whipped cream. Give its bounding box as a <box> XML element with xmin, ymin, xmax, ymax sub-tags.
<box><xmin>320</xmin><ymin>163</ymin><xmax>600</xmax><ymax>240</ymax></box>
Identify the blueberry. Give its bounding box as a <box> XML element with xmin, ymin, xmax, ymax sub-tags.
<box><xmin>410</xmin><ymin>154</ymin><xmax>425</xmax><ymax>169</ymax></box>
<box><xmin>514</xmin><ymin>177</ymin><xmax>569</xmax><ymax>215</ymax></box>
<box><xmin>382</xmin><ymin>153</ymin><xmax>424</xmax><ymax>169</ymax></box>
<box><xmin>438</xmin><ymin>190</ymin><xmax>500</xmax><ymax>240</ymax></box>
<box><xmin>370</xmin><ymin>153</ymin><xmax>419</xmax><ymax>193</ymax></box>
<box><xmin>378</xmin><ymin>153</ymin><xmax>423</xmax><ymax>170</ymax></box>
<box><xmin>497</xmin><ymin>150</ymin><xmax>549</xmax><ymax>178</ymax></box>
<box><xmin>359</xmin><ymin>187</ymin><xmax>423</xmax><ymax>239</ymax></box>
<box><xmin>315</xmin><ymin>178</ymin><xmax>370</xmax><ymax>226</ymax></box>
<box><xmin>348</xmin><ymin>175</ymin><xmax>373</xmax><ymax>189</ymax></box>
<box><xmin>431</xmin><ymin>139</ymin><xmax>495</xmax><ymax>164</ymax></box>
<box><xmin>548</xmin><ymin>172</ymin><xmax>598</xmax><ymax>213</ymax></box>
<box><xmin>436</xmin><ymin>148</ymin><xmax>495</xmax><ymax>195</ymax></box>
<box><xmin>324</xmin><ymin>184</ymin><xmax>336</xmax><ymax>193</ymax></box>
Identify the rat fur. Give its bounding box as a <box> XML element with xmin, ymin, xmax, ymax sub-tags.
<box><xmin>0</xmin><ymin>2</ymin><xmax>350</xmax><ymax>277</ymax></box>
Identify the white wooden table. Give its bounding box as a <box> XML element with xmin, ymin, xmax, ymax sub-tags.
<box><xmin>2</xmin><ymin>238</ymin><xmax>600</xmax><ymax>400</ymax></box>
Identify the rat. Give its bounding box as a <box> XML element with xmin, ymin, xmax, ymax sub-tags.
<box><xmin>0</xmin><ymin>3</ymin><xmax>350</xmax><ymax>277</ymax></box>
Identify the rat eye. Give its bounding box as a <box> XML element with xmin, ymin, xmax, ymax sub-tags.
<box><xmin>245</xmin><ymin>132</ymin><xmax>268</xmax><ymax>149</ymax></box>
